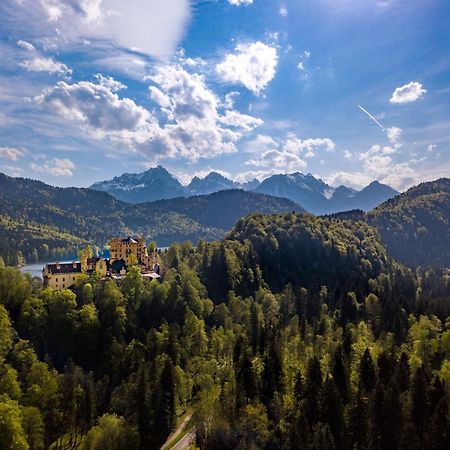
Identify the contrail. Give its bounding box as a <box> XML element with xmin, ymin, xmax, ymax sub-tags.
<box><xmin>358</xmin><ymin>105</ymin><xmax>384</xmax><ymax>131</ymax></box>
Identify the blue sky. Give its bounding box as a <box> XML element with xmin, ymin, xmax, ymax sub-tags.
<box><xmin>0</xmin><ymin>0</ymin><xmax>449</xmax><ymax>190</ymax></box>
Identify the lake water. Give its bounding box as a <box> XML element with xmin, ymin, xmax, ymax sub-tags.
<box><xmin>20</xmin><ymin>262</ymin><xmax>46</xmax><ymax>278</ymax></box>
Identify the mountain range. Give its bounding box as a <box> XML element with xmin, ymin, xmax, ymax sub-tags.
<box><xmin>1</xmin><ymin>172</ymin><xmax>448</xmax><ymax>268</ymax></box>
<box><xmin>0</xmin><ymin>173</ymin><xmax>301</xmax><ymax>265</ymax></box>
<box><xmin>90</xmin><ymin>166</ymin><xmax>399</xmax><ymax>215</ymax></box>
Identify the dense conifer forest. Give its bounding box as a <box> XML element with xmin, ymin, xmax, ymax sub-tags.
<box><xmin>0</xmin><ymin>212</ymin><xmax>449</xmax><ymax>449</ymax></box>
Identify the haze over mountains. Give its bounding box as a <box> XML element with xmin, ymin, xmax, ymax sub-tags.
<box><xmin>90</xmin><ymin>166</ymin><xmax>399</xmax><ymax>215</ymax></box>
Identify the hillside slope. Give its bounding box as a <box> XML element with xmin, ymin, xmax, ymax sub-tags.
<box><xmin>0</xmin><ymin>173</ymin><xmax>302</xmax><ymax>264</ymax></box>
<box><xmin>367</xmin><ymin>178</ymin><xmax>450</xmax><ymax>267</ymax></box>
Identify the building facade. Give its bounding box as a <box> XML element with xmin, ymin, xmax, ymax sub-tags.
<box><xmin>43</xmin><ymin>257</ymin><xmax>108</xmax><ymax>289</ymax></box>
<box><xmin>43</xmin><ymin>236</ymin><xmax>158</xmax><ymax>289</ymax></box>
<box><xmin>109</xmin><ymin>236</ymin><xmax>150</xmax><ymax>269</ymax></box>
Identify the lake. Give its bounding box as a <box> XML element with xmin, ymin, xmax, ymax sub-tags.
<box><xmin>20</xmin><ymin>262</ymin><xmax>45</xmax><ymax>278</ymax></box>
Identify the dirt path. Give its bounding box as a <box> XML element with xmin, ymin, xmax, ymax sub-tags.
<box><xmin>161</xmin><ymin>413</ymin><xmax>194</xmax><ymax>450</ymax></box>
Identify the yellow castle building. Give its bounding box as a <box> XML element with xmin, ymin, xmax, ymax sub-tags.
<box><xmin>43</xmin><ymin>236</ymin><xmax>158</xmax><ymax>289</ymax></box>
<box><xmin>43</xmin><ymin>257</ymin><xmax>108</xmax><ymax>290</ymax></box>
<box><xmin>109</xmin><ymin>236</ymin><xmax>151</xmax><ymax>269</ymax></box>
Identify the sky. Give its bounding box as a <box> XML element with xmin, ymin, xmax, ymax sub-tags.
<box><xmin>0</xmin><ymin>0</ymin><xmax>449</xmax><ymax>190</ymax></box>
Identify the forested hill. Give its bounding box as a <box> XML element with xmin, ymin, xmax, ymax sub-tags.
<box><xmin>227</xmin><ymin>213</ymin><xmax>391</xmax><ymax>294</ymax></box>
<box><xmin>367</xmin><ymin>178</ymin><xmax>450</xmax><ymax>268</ymax></box>
<box><xmin>0</xmin><ymin>173</ymin><xmax>302</xmax><ymax>265</ymax></box>
<box><xmin>325</xmin><ymin>178</ymin><xmax>450</xmax><ymax>268</ymax></box>
<box><xmin>0</xmin><ymin>210</ymin><xmax>448</xmax><ymax>449</ymax></box>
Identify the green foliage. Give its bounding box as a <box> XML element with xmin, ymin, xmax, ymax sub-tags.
<box><xmin>0</xmin><ymin>210</ymin><xmax>448</xmax><ymax>449</ymax></box>
<box><xmin>80</xmin><ymin>414</ymin><xmax>139</xmax><ymax>450</ymax></box>
<box><xmin>0</xmin><ymin>173</ymin><xmax>300</xmax><ymax>265</ymax></box>
<box><xmin>368</xmin><ymin>178</ymin><xmax>450</xmax><ymax>267</ymax></box>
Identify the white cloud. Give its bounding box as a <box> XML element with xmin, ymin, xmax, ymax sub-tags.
<box><xmin>219</xmin><ymin>110</ymin><xmax>263</xmax><ymax>132</ymax></box>
<box><xmin>148</xmin><ymin>86</ymin><xmax>172</xmax><ymax>108</ymax></box>
<box><xmin>235</xmin><ymin>169</ymin><xmax>279</xmax><ymax>183</ymax></box>
<box><xmin>3</xmin><ymin>0</ymin><xmax>191</xmax><ymax>59</ymax></box>
<box><xmin>216</xmin><ymin>42</ymin><xmax>278</xmax><ymax>94</ymax></box>
<box><xmin>174</xmin><ymin>167</ymin><xmax>232</xmax><ymax>185</ymax></box>
<box><xmin>37</xmin><ymin>78</ymin><xmax>152</xmax><ymax>134</ymax></box>
<box><xmin>390</xmin><ymin>81</ymin><xmax>426</xmax><ymax>104</ymax></box>
<box><xmin>325</xmin><ymin>171</ymin><xmax>372</xmax><ymax>190</ymax></box>
<box><xmin>223</xmin><ymin>91</ymin><xmax>240</xmax><ymax>109</ymax></box>
<box><xmin>30</xmin><ymin>157</ymin><xmax>75</xmax><ymax>176</ymax></box>
<box><xmin>386</xmin><ymin>126</ymin><xmax>402</xmax><ymax>145</ymax></box>
<box><xmin>0</xmin><ymin>146</ymin><xmax>26</xmax><ymax>161</ymax></box>
<box><xmin>146</xmin><ymin>64</ymin><xmax>262</xmax><ymax>160</ymax></box>
<box><xmin>245</xmin><ymin>134</ymin><xmax>278</xmax><ymax>153</ymax></box>
<box><xmin>282</xmin><ymin>134</ymin><xmax>335</xmax><ymax>157</ymax></box>
<box><xmin>326</xmin><ymin>144</ymin><xmax>420</xmax><ymax>190</ymax></box>
<box><xmin>245</xmin><ymin>132</ymin><xmax>335</xmax><ymax>171</ymax></box>
<box><xmin>279</xmin><ymin>5</ymin><xmax>288</xmax><ymax>17</ymax></box>
<box><xmin>343</xmin><ymin>149</ymin><xmax>353</xmax><ymax>159</ymax></box>
<box><xmin>247</xmin><ymin>149</ymin><xmax>307</xmax><ymax>170</ymax></box>
<box><xmin>94</xmin><ymin>52</ymin><xmax>148</xmax><ymax>78</ymax></box>
<box><xmin>19</xmin><ymin>56</ymin><xmax>72</xmax><ymax>76</ymax></box>
<box><xmin>228</xmin><ymin>0</ymin><xmax>253</xmax><ymax>5</ymax></box>
<box><xmin>17</xmin><ymin>40</ymin><xmax>35</xmax><ymax>51</ymax></box>
<box><xmin>4</xmin><ymin>165</ymin><xmax>23</xmax><ymax>177</ymax></box>
<box><xmin>94</xmin><ymin>73</ymin><xmax>126</xmax><ymax>92</ymax></box>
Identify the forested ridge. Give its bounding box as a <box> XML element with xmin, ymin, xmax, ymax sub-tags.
<box><xmin>0</xmin><ymin>212</ymin><xmax>449</xmax><ymax>449</ymax></box>
<box><xmin>1</xmin><ymin>174</ymin><xmax>449</xmax><ymax>270</ymax></box>
<box><xmin>367</xmin><ymin>178</ymin><xmax>450</xmax><ymax>267</ymax></box>
<box><xmin>326</xmin><ymin>178</ymin><xmax>450</xmax><ymax>268</ymax></box>
<box><xmin>0</xmin><ymin>173</ymin><xmax>301</xmax><ymax>265</ymax></box>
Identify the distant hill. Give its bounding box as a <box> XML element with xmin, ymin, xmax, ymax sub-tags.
<box><xmin>367</xmin><ymin>178</ymin><xmax>450</xmax><ymax>267</ymax></box>
<box><xmin>0</xmin><ymin>173</ymin><xmax>302</xmax><ymax>265</ymax></box>
<box><xmin>325</xmin><ymin>178</ymin><xmax>450</xmax><ymax>268</ymax></box>
<box><xmin>90</xmin><ymin>166</ymin><xmax>398</xmax><ymax>214</ymax></box>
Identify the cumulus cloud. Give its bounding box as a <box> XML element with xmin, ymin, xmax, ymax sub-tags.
<box><xmin>245</xmin><ymin>132</ymin><xmax>335</xmax><ymax>171</ymax></box>
<box><xmin>247</xmin><ymin>149</ymin><xmax>307</xmax><ymax>170</ymax></box>
<box><xmin>279</xmin><ymin>5</ymin><xmax>288</xmax><ymax>17</ymax></box>
<box><xmin>245</xmin><ymin>134</ymin><xmax>278</xmax><ymax>153</ymax></box>
<box><xmin>390</xmin><ymin>81</ymin><xmax>426</xmax><ymax>104</ymax></box>
<box><xmin>146</xmin><ymin>64</ymin><xmax>262</xmax><ymax>160</ymax></box>
<box><xmin>30</xmin><ymin>157</ymin><xmax>75</xmax><ymax>176</ymax></box>
<box><xmin>2</xmin><ymin>0</ymin><xmax>191</xmax><ymax>59</ymax></box>
<box><xmin>37</xmin><ymin>78</ymin><xmax>152</xmax><ymax>133</ymax></box>
<box><xmin>326</xmin><ymin>144</ymin><xmax>419</xmax><ymax>190</ymax></box>
<box><xmin>19</xmin><ymin>56</ymin><xmax>72</xmax><ymax>76</ymax></box>
<box><xmin>386</xmin><ymin>126</ymin><xmax>402</xmax><ymax>145</ymax></box>
<box><xmin>36</xmin><ymin>65</ymin><xmax>263</xmax><ymax>162</ymax></box>
<box><xmin>228</xmin><ymin>0</ymin><xmax>253</xmax><ymax>5</ymax></box>
<box><xmin>0</xmin><ymin>146</ymin><xmax>26</xmax><ymax>161</ymax></box>
<box><xmin>216</xmin><ymin>42</ymin><xmax>278</xmax><ymax>94</ymax></box>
